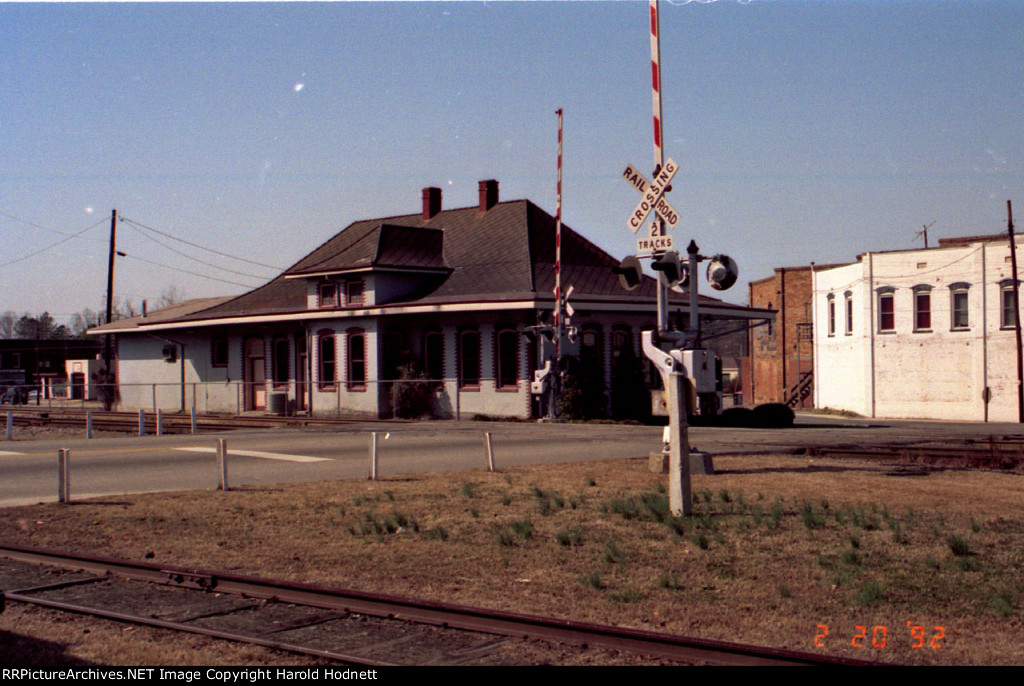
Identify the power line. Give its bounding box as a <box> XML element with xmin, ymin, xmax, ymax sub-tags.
<box><xmin>119</xmin><ymin>216</ymin><xmax>285</xmax><ymax>271</ymax></box>
<box><xmin>0</xmin><ymin>209</ymin><xmax>110</xmax><ymax>242</ymax></box>
<box><xmin>122</xmin><ymin>221</ymin><xmax>278</xmax><ymax>280</ymax></box>
<box><xmin>119</xmin><ymin>253</ymin><xmax>260</xmax><ymax>289</ymax></box>
<box><xmin>0</xmin><ymin>215</ymin><xmax>110</xmax><ymax>269</ymax></box>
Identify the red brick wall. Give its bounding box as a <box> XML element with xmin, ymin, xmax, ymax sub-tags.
<box><xmin>747</xmin><ymin>267</ymin><xmax>815</xmax><ymax>406</ymax></box>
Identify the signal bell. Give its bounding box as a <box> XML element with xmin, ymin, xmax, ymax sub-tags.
<box><xmin>706</xmin><ymin>254</ymin><xmax>739</xmax><ymax>291</ymax></box>
<box><xmin>613</xmin><ymin>255</ymin><xmax>643</xmax><ymax>292</ymax></box>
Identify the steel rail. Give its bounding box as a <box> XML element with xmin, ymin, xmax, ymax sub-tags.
<box><xmin>2</xmin><ymin>588</ymin><xmax>401</xmax><ymax>666</ymax></box>
<box><xmin>807</xmin><ymin>444</ymin><xmax>1024</xmax><ymax>468</ymax></box>
<box><xmin>0</xmin><ymin>543</ymin><xmax>881</xmax><ymax>666</ymax></box>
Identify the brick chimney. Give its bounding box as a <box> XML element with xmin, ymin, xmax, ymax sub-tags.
<box><xmin>478</xmin><ymin>179</ymin><xmax>498</xmax><ymax>212</ymax></box>
<box><xmin>422</xmin><ymin>187</ymin><xmax>442</xmax><ymax>220</ymax></box>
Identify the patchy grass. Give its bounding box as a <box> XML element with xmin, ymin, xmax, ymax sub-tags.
<box><xmin>1</xmin><ymin>454</ymin><xmax>1023</xmax><ymax>665</ymax></box>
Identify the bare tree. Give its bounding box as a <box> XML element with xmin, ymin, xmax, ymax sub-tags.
<box><xmin>0</xmin><ymin>311</ymin><xmax>16</xmax><ymax>339</ymax></box>
<box><xmin>157</xmin><ymin>285</ymin><xmax>186</xmax><ymax>309</ymax></box>
<box><xmin>70</xmin><ymin>308</ymin><xmax>103</xmax><ymax>338</ymax></box>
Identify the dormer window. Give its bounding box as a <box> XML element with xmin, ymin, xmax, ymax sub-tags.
<box><xmin>318</xmin><ymin>282</ymin><xmax>338</xmax><ymax>309</ymax></box>
<box><xmin>346</xmin><ymin>280</ymin><xmax>364</xmax><ymax>307</ymax></box>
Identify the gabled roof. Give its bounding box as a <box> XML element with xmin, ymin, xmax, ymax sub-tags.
<box><xmin>92</xmin><ymin>194</ymin><xmax>769</xmax><ymax>333</ymax></box>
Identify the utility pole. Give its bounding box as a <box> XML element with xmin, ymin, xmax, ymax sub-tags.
<box><xmin>1008</xmin><ymin>200</ymin><xmax>1023</xmax><ymax>423</ymax></box>
<box><xmin>104</xmin><ymin>209</ymin><xmax>117</xmax><ymax>373</ymax></box>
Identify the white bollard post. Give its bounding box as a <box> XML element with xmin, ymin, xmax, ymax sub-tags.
<box><xmin>191</xmin><ymin>406</ymin><xmax>197</xmax><ymax>435</ymax></box>
<box><xmin>667</xmin><ymin>371</ymin><xmax>693</xmax><ymax>516</ymax></box>
<box><xmin>217</xmin><ymin>439</ymin><xmax>228</xmax><ymax>491</ymax></box>
<box><xmin>86</xmin><ymin>410</ymin><xmax>93</xmax><ymax>439</ymax></box>
<box><xmin>484</xmin><ymin>432</ymin><xmax>495</xmax><ymax>472</ymax></box>
<box><xmin>5</xmin><ymin>411</ymin><xmax>12</xmax><ymax>441</ymax></box>
<box><xmin>139</xmin><ymin>409</ymin><xmax>146</xmax><ymax>436</ymax></box>
<box><xmin>58</xmin><ymin>449</ymin><xmax>70</xmax><ymax>503</ymax></box>
<box><xmin>156</xmin><ymin>409</ymin><xmax>163</xmax><ymax>436</ymax></box>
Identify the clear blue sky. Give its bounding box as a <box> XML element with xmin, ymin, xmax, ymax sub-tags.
<box><xmin>3</xmin><ymin>0</ymin><xmax>1023</xmax><ymax>324</ymax></box>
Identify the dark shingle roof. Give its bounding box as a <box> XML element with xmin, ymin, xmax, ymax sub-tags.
<box><xmin>114</xmin><ymin>197</ymin><xmax>752</xmax><ymax>328</ymax></box>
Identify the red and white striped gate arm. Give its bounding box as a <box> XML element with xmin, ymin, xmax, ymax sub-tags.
<box><xmin>554</xmin><ymin>108</ymin><xmax>564</xmax><ymax>361</ymax></box>
<box><xmin>650</xmin><ymin>0</ymin><xmax>665</xmax><ymax>171</ymax></box>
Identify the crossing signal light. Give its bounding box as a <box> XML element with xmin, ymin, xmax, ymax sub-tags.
<box><xmin>651</xmin><ymin>250</ymin><xmax>686</xmax><ymax>290</ymax></box>
<box><xmin>706</xmin><ymin>254</ymin><xmax>739</xmax><ymax>291</ymax></box>
<box><xmin>613</xmin><ymin>255</ymin><xmax>643</xmax><ymax>291</ymax></box>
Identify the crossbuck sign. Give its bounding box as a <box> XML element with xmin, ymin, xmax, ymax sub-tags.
<box><xmin>623</xmin><ymin>158</ymin><xmax>679</xmax><ymax>233</ymax></box>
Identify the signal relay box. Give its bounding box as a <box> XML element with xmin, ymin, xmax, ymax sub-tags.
<box><xmin>681</xmin><ymin>349</ymin><xmax>717</xmax><ymax>394</ymax></box>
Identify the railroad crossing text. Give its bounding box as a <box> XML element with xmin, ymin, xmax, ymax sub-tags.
<box><xmin>1</xmin><ymin>668</ymin><xmax>379</xmax><ymax>683</ymax></box>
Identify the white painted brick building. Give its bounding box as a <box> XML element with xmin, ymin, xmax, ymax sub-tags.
<box><xmin>813</xmin><ymin>233</ymin><xmax>1024</xmax><ymax>421</ymax></box>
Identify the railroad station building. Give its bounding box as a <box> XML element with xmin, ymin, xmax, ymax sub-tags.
<box><xmin>91</xmin><ymin>181</ymin><xmax>772</xmax><ymax>419</ymax></box>
<box><xmin>812</xmin><ymin>233</ymin><xmax>1024</xmax><ymax>422</ymax></box>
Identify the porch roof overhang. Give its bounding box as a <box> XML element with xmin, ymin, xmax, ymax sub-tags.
<box><xmin>89</xmin><ymin>295</ymin><xmax>774</xmax><ymax>335</ymax></box>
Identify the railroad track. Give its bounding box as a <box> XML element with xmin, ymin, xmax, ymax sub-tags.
<box><xmin>806</xmin><ymin>442</ymin><xmax>1024</xmax><ymax>470</ymax></box>
<box><xmin>0</xmin><ymin>544</ymin><xmax>879</xmax><ymax>666</ymax></box>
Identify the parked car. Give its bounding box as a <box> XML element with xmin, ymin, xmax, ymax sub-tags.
<box><xmin>0</xmin><ymin>387</ymin><xmax>39</xmax><ymax>405</ymax></box>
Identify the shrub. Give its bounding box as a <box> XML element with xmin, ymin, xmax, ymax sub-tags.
<box><xmin>947</xmin><ymin>534</ymin><xmax>971</xmax><ymax>557</ymax></box>
<box><xmin>393</xmin><ymin>362</ymin><xmax>433</xmax><ymax>419</ymax></box>
<box><xmin>752</xmin><ymin>403</ymin><xmax>795</xmax><ymax>428</ymax></box>
<box><xmin>856</xmin><ymin>580</ymin><xmax>885</xmax><ymax>606</ymax></box>
<box><xmin>555</xmin><ymin>528</ymin><xmax>583</xmax><ymax>547</ymax></box>
<box><xmin>719</xmin><ymin>406</ymin><xmax>755</xmax><ymax>427</ymax></box>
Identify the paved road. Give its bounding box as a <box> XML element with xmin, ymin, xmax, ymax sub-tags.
<box><xmin>2</xmin><ymin>414</ymin><xmax>1023</xmax><ymax>507</ymax></box>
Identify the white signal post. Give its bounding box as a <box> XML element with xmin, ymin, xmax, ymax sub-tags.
<box><xmin>648</xmin><ymin>0</ymin><xmax>691</xmax><ymax>516</ymax></box>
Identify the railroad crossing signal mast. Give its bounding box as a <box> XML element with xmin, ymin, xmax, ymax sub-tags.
<box><xmin>617</xmin><ymin>1</ymin><xmax>740</xmax><ymax>516</ymax></box>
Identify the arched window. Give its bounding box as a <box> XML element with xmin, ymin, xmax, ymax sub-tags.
<box><xmin>611</xmin><ymin>325</ymin><xmax>632</xmax><ymax>359</ymax></box>
<box><xmin>423</xmin><ymin>329</ymin><xmax>444</xmax><ymax>382</ymax></box>
<box><xmin>347</xmin><ymin>328</ymin><xmax>366</xmax><ymax>391</ymax></box>
<box><xmin>317</xmin><ymin>330</ymin><xmax>336</xmax><ymax>390</ymax></box>
<box><xmin>1001</xmin><ymin>279</ymin><xmax>1020</xmax><ymax>330</ymax></box>
<box><xmin>826</xmin><ymin>293</ymin><xmax>836</xmax><ymax>337</ymax></box>
<box><xmin>949</xmin><ymin>282</ymin><xmax>970</xmax><ymax>331</ymax></box>
<box><xmin>913</xmin><ymin>285</ymin><xmax>932</xmax><ymax>332</ymax></box>
<box><xmin>459</xmin><ymin>329</ymin><xmax>480</xmax><ymax>389</ymax></box>
<box><xmin>581</xmin><ymin>324</ymin><xmax>603</xmax><ymax>375</ymax></box>
<box><xmin>495</xmin><ymin>327</ymin><xmax>519</xmax><ymax>389</ymax></box>
<box><xmin>272</xmin><ymin>337</ymin><xmax>290</xmax><ymax>386</ymax></box>
<box><xmin>876</xmin><ymin>287</ymin><xmax>895</xmax><ymax>333</ymax></box>
<box><xmin>844</xmin><ymin>291</ymin><xmax>853</xmax><ymax>335</ymax></box>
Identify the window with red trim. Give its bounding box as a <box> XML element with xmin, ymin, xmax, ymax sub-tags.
<box><xmin>318</xmin><ymin>283</ymin><xmax>338</xmax><ymax>309</ymax></box>
<box><xmin>346</xmin><ymin>281</ymin><xmax>364</xmax><ymax>307</ymax></box>
<box><xmin>459</xmin><ymin>329</ymin><xmax>480</xmax><ymax>388</ymax></box>
<box><xmin>318</xmin><ymin>331</ymin><xmax>336</xmax><ymax>389</ymax></box>
<box><xmin>347</xmin><ymin>328</ymin><xmax>366</xmax><ymax>390</ymax></box>
<box><xmin>495</xmin><ymin>328</ymin><xmax>518</xmax><ymax>389</ymax></box>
